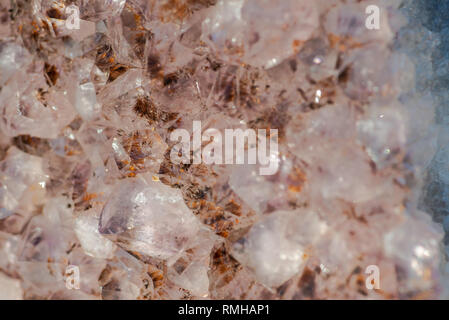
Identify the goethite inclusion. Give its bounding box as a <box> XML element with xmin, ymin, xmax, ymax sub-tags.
<box><xmin>0</xmin><ymin>0</ymin><xmax>448</xmax><ymax>300</ymax></box>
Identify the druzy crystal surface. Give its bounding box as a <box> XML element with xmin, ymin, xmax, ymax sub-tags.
<box><xmin>0</xmin><ymin>0</ymin><xmax>448</xmax><ymax>300</ymax></box>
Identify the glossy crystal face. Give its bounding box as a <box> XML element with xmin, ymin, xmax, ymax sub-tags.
<box><xmin>0</xmin><ymin>0</ymin><xmax>448</xmax><ymax>300</ymax></box>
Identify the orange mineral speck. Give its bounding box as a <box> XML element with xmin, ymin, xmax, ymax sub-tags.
<box><xmin>83</xmin><ymin>193</ymin><xmax>99</xmax><ymax>202</ymax></box>
<box><xmin>292</xmin><ymin>39</ymin><xmax>304</xmax><ymax>53</ymax></box>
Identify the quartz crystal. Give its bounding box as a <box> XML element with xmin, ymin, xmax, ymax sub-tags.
<box><xmin>0</xmin><ymin>0</ymin><xmax>448</xmax><ymax>300</ymax></box>
<box><xmin>99</xmin><ymin>175</ymin><xmax>210</xmax><ymax>263</ymax></box>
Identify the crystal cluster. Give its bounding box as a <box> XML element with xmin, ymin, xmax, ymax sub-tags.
<box><xmin>0</xmin><ymin>0</ymin><xmax>447</xmax><ymax>299</ymax></box>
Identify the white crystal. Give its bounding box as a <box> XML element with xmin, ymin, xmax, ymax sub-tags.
<box><xmin>202</xmin><ymin>0</ymin><xmax>318</xmax><ymax>68</ymax></box>
<box><xmin>99</xmin><ymin>175</ymin><xmax>205</xmax><ymax>263</ymax></box>
<box><xmin>75</xmin><ymin>208</ymin><xmax>117</xmax><ymax>259</ymax></box>
<box><xmin>384</xmin><ymin>215</ymin><xmax>443</xmax><ymax>294</ymax></box>
<box><xmin>232</xmin><ymin>209</ymin><xmax>326</xmax><ymax>287</ymax></box>
<box><xmin>0</xmin><ymin>273</ymin><xmax>23</xmax><ymax>300</ymax></box>
<box><xmin>0</xmin><ymin>147</ymin><xmax>47</xmax><ymax>218</ymax></box>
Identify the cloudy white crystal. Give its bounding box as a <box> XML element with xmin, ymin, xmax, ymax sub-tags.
<box><xmin>99</xmin><ymin>175</ymin><xmax>206</xmax><ymax>263</ymax></box>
